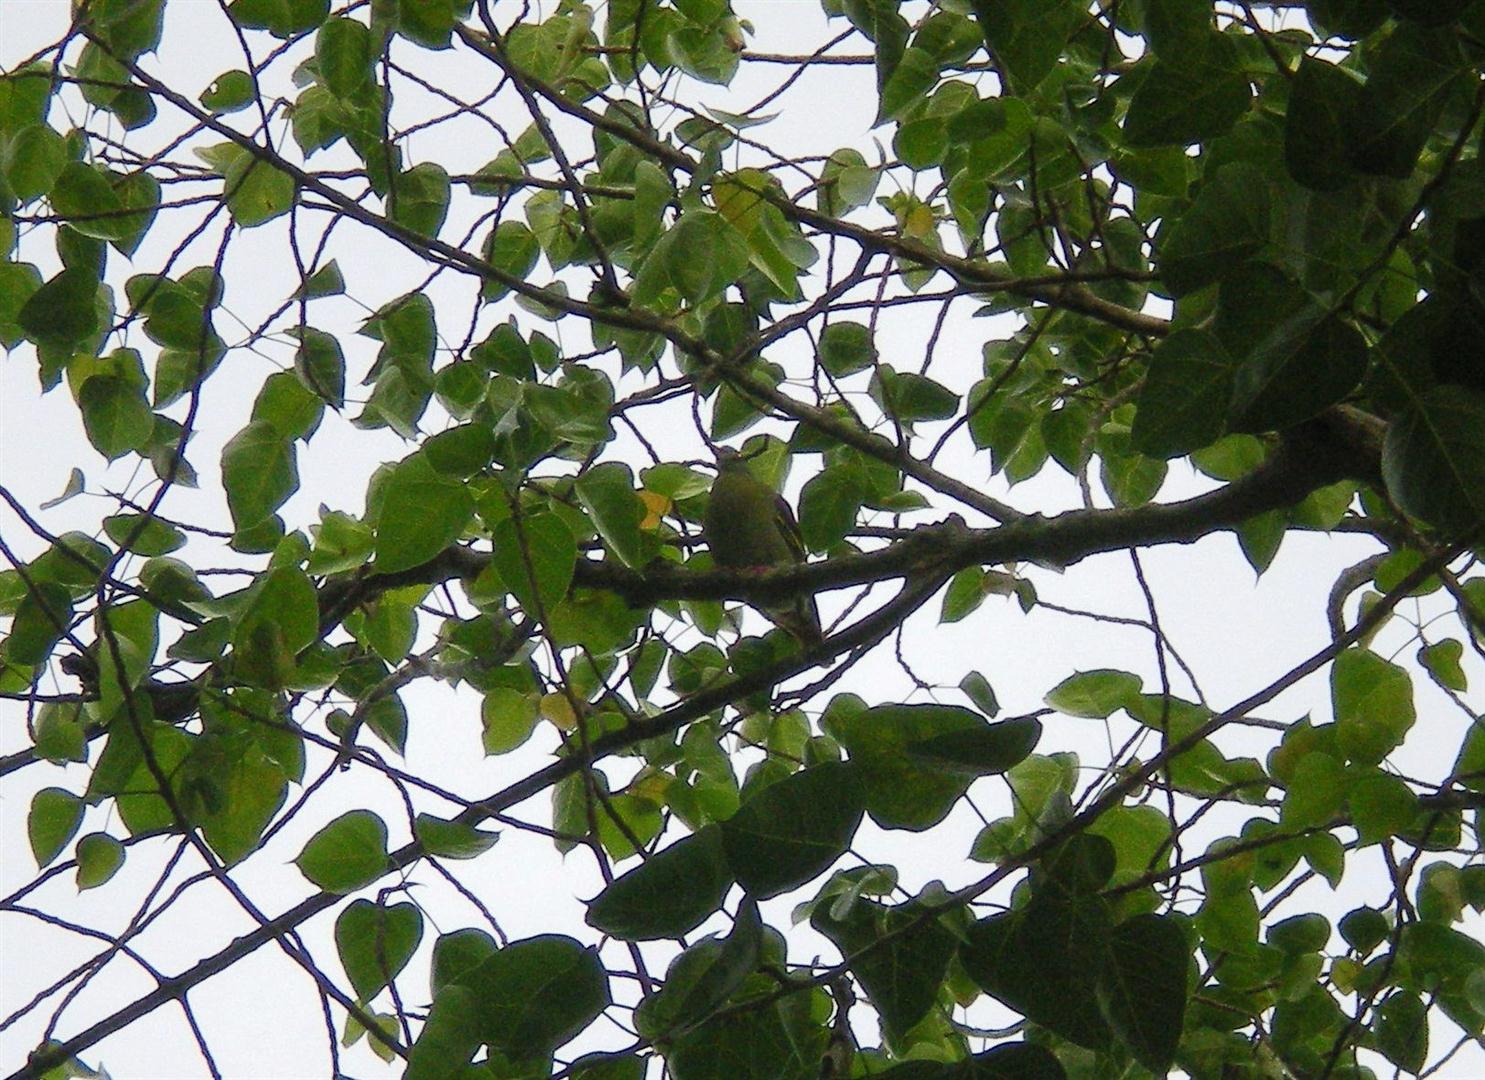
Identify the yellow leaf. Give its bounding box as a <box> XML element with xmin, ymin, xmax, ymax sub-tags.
<box><xmin>628</xmin><ymin>767</ymin><xmax>670</xmax><ymax>806</ymax></box>
<box><xmin>540</xmin><ymin>692</ymin><xmax>578</xmax><ymax>731</ymax></box>
<box><xmin>905</xmin><ymin>203</ymin><xmax>936</xmax><ymax>239</ymax></box>
<box><xmin>639</xmin><ymin>489</ymin><xmax>670</xmax><ymax>530</ymax></box>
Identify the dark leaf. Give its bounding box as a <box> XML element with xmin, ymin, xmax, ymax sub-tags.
<box><xmin>587</xmin><ymin>826</ymin><xmax>734</xmax><ymax>940</ymax></box>
<box><xmin>720</xmin><ymin>761</ymin><xmax>865</xmax><ymax>898</ymax></box>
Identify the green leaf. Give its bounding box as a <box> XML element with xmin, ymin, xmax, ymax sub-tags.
<box><xmin>200</xmin><ymin>69</ymin><xmax>255</xmax><ymax>113</ymax></box>
<box><xmin>137</xmin><ymin>282</ymin><xmax>218</xmax><ymax>352</ymax></box>
<box><xmin>1420</xmin><ymin>639</ymin><xmax>1467</xmax><ymax>692</ymax></box>
<box><xmin>1096</xmin><ymin>914</ymin><xmax>1190</xmax><ymax>1072</ymax></box>
<box><xmin>405</xmin><ymin>984</ymin><xmax>480</xmax><ymax>1080</ymax></box>
<box><xmin>825</xmin><ymin>703</ymin><xmax>981</xmax><ymax>830</ymax></box>
<box><xmin>431</xmin><ymin>928</ymin><xmax>499</xmax><ymax>997</ymax></box>
<box><xmin>102</xmin><ymin>513</ymin><xmax>185</xmax><ymax>556</ymax></box>
<box><xmin>961</xmin><ymin>894</ymin><xmax>1114</xmax><ymax>1051</ymax></box>
<box><xmin>112</xmin><ymin>170</ymin><xmax>160</xmax><ymax>255</ymax></box>
<box><xmin>480</xmin><ymin>687</ymin><xmax>539</xmax><ymax>754</ymax></box>
<box><xmin>631</xmin><ymin>210</ymin><xmax>750</xmax><ymax>310</ymax></box>
<box><xmin>877</xmin><ymin>47</ymin><xmax>938</xmax><ymax>124</ymax></box>
<box><xmin>252</xmin><ymin>370</ymin><xmax>323</xmax><ymax>441</ymax></box>
<box><xmin>1142</xmin><ymin>0</ymin><xmax>1214</xmax><ymax>56</ymax></box>
<box><xmin>308</xmin><ymin>510</ymin><xmax>373</xmax><ymax>575</ymax></box>
<box><xmin>1087</xmin><ymin>804</ymin><xmax>1173</xmax><ymax>898</ymax></box>
<box><xmin>799</xmin><ymin>465</ymin><xmax>868</xmax><ymax>552</ymax></box>
<box><xmin>6</xmin><ymin>580</ymin><xmax>75</xmax><ymax>667</ymax></box>
<box><xmin>1237</xmin><ymin>509</ymin><xmax>1285</xmax><ymax>575</ymax></box>
<box><xmin>818</xmin><ymin>321</ymin><xmax>877</xmax><ymax>376</ymax></box>
<box><xmin>587</xmin><ymin>826</ymin><xmax>733</xmax><ymax>940</ymax></box>
<box><xmin>34</xmin><ymin>704</ymin><xmax>88</xmax><ymax>764</ymax></box>
<box><xmin>1196</xmin><ymin>883</ymin><xmax>1260</xmax><ymax>950</ymax></box>
<box><xmin>818</xmin><ymin>148</ymin><xmax>880</xmax><ymax>216</ymax></box>
<box><xmin>196</xmin><ymin>743</ymin><xmax>289</xmax><ymax>865</ymax></box>
<box><xmin>221</xmin><ymin>420</ymin><xmax>299</xmax><ymax>530</ymax></box>
<box><xmin>316</xmin><ymin>17</ymin><xmax>372</xmax><ymax>98</ymax></box>
<box><xmin>845</xmin><ymin>0</ymin><xmax>908</xmax><ymax>98</ymax></box>
<box><xmin>1157</xmin><ymin>163</ymin><xmax>1271</xmax><ymax>296</ymax></box>
<box><xmin>492</xmin><ymin>511</ymin><xmax>578</xmax><ymax>616</ymax></box>
<box><xmin>941</xmin><ymin>567</ymin><xmax>988</xmax><ymax>623</ymax></box>
<box><xmin>28</xmin><ymin>787</ymin><xmax>84</xmax><ymax>867</ymax></box>
<box><xmin>292</xmin><ymin>326</ymin><xmax>346</xmax><ymax>408</ymax></box>
<box><xmin>968</xmin><ymin>0</ymin><xmax>1081</xmax><ymax>93</ymax></box>
<box><xmin>0</xmin><ymin>65</ymin><xmax>52</xmax><ymax>138</ymax></box>
<box><xmin>1281</xmin><ymin>751</ymin><xmax>1347</xmax><ymax>829</ymax></box>
<box><xmin>1285</xmin><ymin>57</ymin><xmax>1363</xmax><ymax>192</ymax></box>
<box><xmin>1374</xmin><ymin>990</ymin><xmax>1428</xmax><ymax>1072</ymax></box>
<box><xmin>4</xmin><ymin>123</ymin><xmax>67</xmax><ymax>202</ymax></box>
<box><xmin>80</xmin><ymin>0</ymin><xmax>165</xmax><ymax>57</ymax></box>
<box><xmin>0</xmin><ymin>261</ymin><xmax>44</xmax><ymax>347</ymax></box>
<box><xmin>902</xmin><ymin>715</ymin><xmax>1041</xmax><ymax>775</ymax></box>
<box><xmin>1230</xmin><ymin>311</ymin><xmax>1368</xmax><ymax>433</ymax></box>
<box><xmin>667</xmin><ymin>992</ymin><xmax>826</xmax><ymax>1079</ymax></box>
<box><xmin>1123</xmin><ymin>35</ymin><xmax>1251</xmax><ymax>147</ymax></box>
<box><xmin>872</xmin><ymin>368</ymin><xmax>958</xmax><ymax>423</ymax></box>
<box><xmin>668</xmin><ymin>25</ymin><xmax>740</xmax><ymax>85</ymax></box>
<box><xmin>1268</xmin><ymin>912</ymin><xmax>1330</xmax><ymax>954</ymax></box>
<box><xmin>480</xmin><ymin>221</ymin><xmax>541</xmax><ymax>302</ymax></box>
<box><xmin>1131</xmin><ymin>329</ymin><xmax>1235</xmax><ymax>457</ymax></box>
<box><xmin>18</xmin><ymin>268</ymin><xmax>99</xmax><ymax>347</ymax></box>
<box><xmin>414</xmin><ymin>814</ymin><xmax>499</xmax><ymax>860</ymax></box>
<box><xmin>79</xmin><ymin>376</ymin><xmax>153</xmax><ymax>460</ymax></box>
<box><xmin>1307</xmin><ymin>0</ymin><xmax>1389</xmax><ymax>38</ymax></box>
<box><xmin>1046</xmin><ymin>669</ymin><xmax>1141</xmax><ymax>718</ymax></box>
<box><xmin>37</xmin><ymin>469</ymin><xmax>83</xmax><ymax>511</ymax></box>
<box><xmin>1332</xmin><ymin>648</ymin><xmax>1416</xmax><ymax>766</ymax></box>
<box><xmin>954</xmin><ymin>1046</ymin><xmax>1068</xmax><ymax>1078</ymax></box>
<box><xmin>390</xmin><ymin>162</ymin><xmax>450</xmax><ymax>238</ymax></box>
<box><xmin>296</xmin><ymin>259</ymin><xmax>345</xmax><ymax>299</ymax></box>
<box><xmin>49</xmin><ymin>162</ymin><xmax>132</xmax><ymax>241</ymax></box>
<box><xmin>398</xmin><ymin>0</ymin><xmax>460</xmax><ymax>49</ymax></box>
<box><xmin>812</xmin><ymin>897</ymin><xmax>957</xmax><ymax>1048</ymax></box>
<box><xmin>373</xmin><ymin>453</ymin><xmax>474</xmax><ymax>573</ymax></box>
<box><xmin>570</xmin><ymin>1054</ymin><xmax>646</xmax><ymax>1080</ymax></box>
<box><xmin>224</xmin><ymin>151</ymin><xmax>296</xmax><ymax>227</ymax></box>
<box><xmin>424</xmin><ymin>424</ymin><xmax>496</xmax><ymax>479</ymax></box>
<box><xmin>75</xmin><ymin>832</ymin><xmax>125</xmax><ymax>890</ymax></box>
<box><xmin>575</xmin><ymin>462</ymin><xmax>650</xmax><ymax>568</ymax></box>
<box><xmin>234</xmin><ymin>565</ymin><xmax>319</xmax><ymax>664</ymax></box>
<box><xmin>1349</xmin><ymin>770</ymin><xmax>1418</xmax><ymax>845</ymax></box>
<box><xmin>960</xmin><ymin>671</ymin><xmax>1000</xmax><ymax>717</ymax></box>
<box><xmin>295</xmin><ymin>809</ymin><xmax>390</xmax><ymax>893</ymax></box>
<box><xmin>228</xmin><ymin>0</ymin><xmax>328</xmax><ymax>35</ymax></box>
<box><xmin>635</xmin><ymin>901</ymin><xmax>762</xmax><ymax>1039</ymax></box>
<box><xmin>720</xmin><ymin>761</ymin><xmax>865</xmax><ymax>898</ymax></box>
<box><xmin>1382</xmin><ymin>386</ymin><xmax>1485</xmax><ymax>533</ymax></box>
<box><xmin>1340</xmin><ymin>906</ymin><xmax>1390</xmax><ymax>953</ymax></box>
<box><xmin>1344</xmin><ymin>23</ymin><xmax>1463</xmax><ymax>178</ymax></box>
<box><xmin>455</xmin><ymin>934</ymin><xmax>610</xmax><ymax>1060</ymax></box>
<box><xmin>335</xmin><ymin>899</ymin><xmax>424</xmax><ymax>1001</ymax></box>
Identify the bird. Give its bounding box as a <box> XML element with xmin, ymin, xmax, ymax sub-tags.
<box><xmin>703</xmin><ymin>446</ymin><xmax>824</xmax><ymax>646</ymax></box>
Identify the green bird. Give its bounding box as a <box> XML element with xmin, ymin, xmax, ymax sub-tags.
<box><xmin>704</xmin><ymin>447</ymin><xmax>824</xmax><ymax>646</ymax></box>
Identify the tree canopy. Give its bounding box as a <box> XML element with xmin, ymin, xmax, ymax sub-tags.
<box><xmin>3</xmin><ymin>0</ymin><xmax>1485</xmax><ymax>1077</ymax></box>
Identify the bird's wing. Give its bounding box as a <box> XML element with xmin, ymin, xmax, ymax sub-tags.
<box><xmin>773</xmin><ymin>490</ymin><xmax>808</xmax><ymax>562</ymax></box>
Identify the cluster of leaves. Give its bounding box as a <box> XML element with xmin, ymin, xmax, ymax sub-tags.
<box><xmin>4</xmin><ymin>0</ymin><xmax>1485</xmax><ymax>1077</ymax></box>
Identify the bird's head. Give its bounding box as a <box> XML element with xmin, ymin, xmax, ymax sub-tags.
<box><xmin>713</xmin><ymin>445</ymin><xmax>750</xmax><ymax>473</ymax></box>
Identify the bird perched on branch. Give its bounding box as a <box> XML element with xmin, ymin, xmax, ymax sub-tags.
<box><xmin>704</xmin><ymin>446</ymin><xmax>823</xmax><ymax>646</ymax></box>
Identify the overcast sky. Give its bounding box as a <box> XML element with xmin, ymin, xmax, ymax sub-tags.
<box><xmin>2</xmin><ymin>2</ymin><xmax>1481</xmax><ymax>1077</ymax></box>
